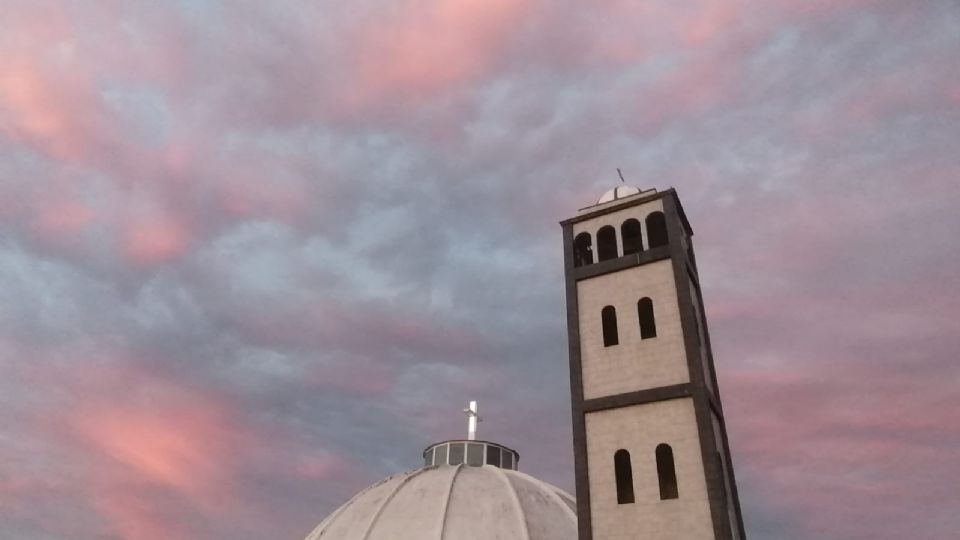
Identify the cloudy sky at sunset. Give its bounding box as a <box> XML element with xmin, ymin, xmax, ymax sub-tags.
<box><xmin>1</xmin><ymin>1</ymin><xmax>958</xmax><ymax>539</ymax></box>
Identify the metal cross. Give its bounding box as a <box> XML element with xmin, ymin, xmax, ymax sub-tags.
<box><xmin>463</xmin><ymin>401</ymin><xmax>482</xmax><ymax>441</ymax></box>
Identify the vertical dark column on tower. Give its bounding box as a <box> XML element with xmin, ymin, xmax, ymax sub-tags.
<box><xmin>561</xmin><ymin>188</ymin><xmax>745</xmax><ymax>540</ymax></box>
<box><xmin>561</xmin><ymin>223</ymin><xmax>593</xmax><ymax>540</ymax></box>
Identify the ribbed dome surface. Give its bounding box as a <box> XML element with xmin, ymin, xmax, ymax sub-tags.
<box><xmin>305</xmin><ymin>464</ymin><xmax>577</xmax><ymax>540</ymax></box>
<box><xmin>597</xmin><ymin>184</ymin><xmax>641</xmax><ymax>204</ymax></box>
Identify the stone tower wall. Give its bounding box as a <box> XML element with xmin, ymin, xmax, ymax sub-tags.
<box><xmin>561</xmin><ymin>188</ymin><xmax>745</xmax><ymax>540</ymax></box>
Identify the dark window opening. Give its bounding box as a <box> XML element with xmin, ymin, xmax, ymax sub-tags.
<box><xmin>614</xmin><ymin>449</ymin><xmax>635</xmax><ymax>504</ymax></box>
<box><xmin>486</xmin><ymin>445</ymin><xmax>501</xmax><ymax>467</ymax></box>
<box><xmin>574</xmin><ymin>232</ymin><xmax>594</xmax><ymax>267</ymax></box>
<box><xmin>467</xmin><ymin>443</ymin><xmax>484</xmax><ymax>466</ymax></box>
<box><xmin>449</xmin><ymin>443</ymin><xmax>465</xmax><ymax>465</ymax></box>
<box><xmin>656</xmin><ymin>443</ymin><xmax>679</xmax><ymax>500</ymax></box>
<box><xmin>502</xmin><ymin>451</ymin><xmax>514</xmax><ymax>470</ymax></box>
<box><xmin>424</xmin><ymin>447</ymin><xmax>434</xmax><ymax>467</ymax></box>
<box><xmin>621</xmin><ymin>218</ymin><xmax>643</xmax><ymax>255</ymax></box>
<box><xmin>435</xmin><ymin>444</ymin><xmax>448</xmax><ymax>465</ymax></box>
<box><xmin>638</xmin><ymin>297</ymin><xmax>657</xmax><ymax>339</ymax></box>
<box><xmin>601</xmin><ymin>306</ymin><xmax>619</xmax><ymax>347</ymax></box>
<box><xmin>646</xmin><ymin>211</ymin><xmax>668</xmax><ymax>248</ymax></box>
<box><xmin>597</xmin><ymin>225</ymin><xmax>618</xmax><ymax>261</ymax></box>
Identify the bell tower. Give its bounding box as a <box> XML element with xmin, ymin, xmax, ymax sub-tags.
<box><xmin>561</xmin><ymin>185</ymin><xmax>745</xmax><ymax>540</ymax></box>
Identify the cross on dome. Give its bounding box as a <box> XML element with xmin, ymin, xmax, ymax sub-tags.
<box><xmin>462</xmin><ymin>400</ymin><xmax>481</xmax><ymax>440</ymax></box>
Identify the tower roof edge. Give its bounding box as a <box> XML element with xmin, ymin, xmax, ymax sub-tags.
<box><xmin>559</xmin><ymin>187</ymin><xmax>690</xmax><ymax>236</ymax></box>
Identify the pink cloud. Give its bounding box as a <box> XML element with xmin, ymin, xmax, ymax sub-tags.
<box><xmin>222</xmin><ymin>295</ymin><xmax>484</xmax><ymax>359</ymax></box>
<box><xmin>621</xmin><ymin>42</ymin><xmax>753</xmax><ymax>134</ymax></box>
<box><xmin>0</xmin><ymin>8</ymin><xmax>167</xmax><ymax>179</ymax></box>
<box><xmin>27</xmin><ymin>361</ymin><xmax>252</xmax><ymax>538</ymax></box>
<box><xmin>679</xmin><ymin>0</ymin><xmax>747</xmax><ymax>46</ymax></box>
<box><xmin>778</xmin><ymin>0</ymin><xmax>886</xmax><ymax>17</ymax></box>
<box><xmin>29</xmin><ymin>198</ymin><xmax>96</xmax><ymax>237</ymax></box>
<box><xmin>92</xmin><ymin>490</ymin><xmax>192</xmax><ymax>540</ymax></box>
<box><xmin>0</xmin><ymin>61</ymin><xmax>91</xmax><ymax>162</ymax></box>
<box><xmin>721</xmin><ymin>357</ymin><xmax>960</xmax><ymax>535</ymax></box>
<box><xmin>296</xmin><ymin>454</ymin><xmax>357</xmax><ymax>481</ymax></box>
<box><xmin>32</xmin><ymin>361</ymin><xmax>241</xmax><ymax>499</ymax></box>
<box><xmin>307</xmin><ymin>356</ymin><xmax>397</xmax><ymax>396</ymax></box>
<box><xmin>72</xmin><ymin>403</ymin><xmax>226</xmax><ymax>493</ymax></box>
<box><xmin>336</xmin><ymin>0</ymin><xmax>534</xmax><ymax>113</ymax></box>
<box><xmin>122</xmin><ymin>213</ymin><xmax>191</xmax><ymax>265</ymax></box>
<box><xmin>948</xmin><ymin>84</ymin><xmax>960</xmax><ymax>105</ymax></box>
<box><xmin>3</xmin><ymin>345</ymin><xmax>366</xmax><ymax>539</ymax></box>
<box><xmin>212</xmin><ymin>155</ymin><xmax>314</xmax><ymax>222</ymax></box>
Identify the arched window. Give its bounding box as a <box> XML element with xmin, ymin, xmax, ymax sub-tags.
<box><xmin>621</xmin><ymin>218</ymin><xmax>643</xmax><ymax>255</ymax></box>
<box><xmin>638</xmin><ymin>297</ymin><xmax>657</xmax><ymax>339</ymax></box>
<box><xmin>646</xmin><ymin>211</ymin><xmax>668</xmax><ymax>248</ymax></box>
<box><xmin>573</xmin><ymin>232</ymin><xmax>593</xmax><ymax>267</ymax></box>
<box><xmin>614</xmin><ymin>449</ymin><xmax>635</xmax><ymax>504</ymax></box>
<box><xmin>601</xmin><ymin>306</ymin><xmax>619</xmax><ymax>347</ymax></box>
<box><xmin>656</xmin><ymin>443</ymin><xmax>679</xmax><ymax>500</ymax></box>
<box><xmin>596</xmin><ymin>225</ymin><xmax>618</xmax><ymax>261</ymax></box>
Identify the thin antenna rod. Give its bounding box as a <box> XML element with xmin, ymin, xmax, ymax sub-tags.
<box><xmin>617</xmin><ymin>168</ymin><xmax>626</xmax><ymax>183</ymax></box>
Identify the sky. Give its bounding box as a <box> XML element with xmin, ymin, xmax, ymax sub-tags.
<box><xmin>0</xmin><ymin>0</ymin><xmax>958</xmax><ymax>539</ymax></box>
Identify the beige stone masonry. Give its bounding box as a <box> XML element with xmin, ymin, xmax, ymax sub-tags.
<box><xmin>585</xmin><ymin>399</ymin><xmax>714</xmax><ymax>540</ymax></box>
<box><xmin>577</xmin><ymin>258</ymin><xmax>690</xmax><ymax>400</ymax></box>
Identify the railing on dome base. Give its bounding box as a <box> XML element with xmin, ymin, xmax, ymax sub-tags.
<box><xmin>423</xmin><ymin>440</ymin><xmax>519</xmax><ymax>470</ymax></box>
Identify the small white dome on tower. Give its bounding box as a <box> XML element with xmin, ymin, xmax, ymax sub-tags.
<box><xmin>597</xmin><ymin>184</ymin><xmax>642</xmax><ymax>204</ymax></box>
<box><xmin>304</xmin><ymin>464</ymin><xmax>577</xmax><ymax>540</ymax></box>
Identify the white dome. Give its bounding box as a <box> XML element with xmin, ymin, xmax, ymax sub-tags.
<box><xmin>304</xmin><ymin>464</ymin><xmax>577</xmax><ymax>540</ymax></box>
<box><xmin>597</xmin><ymin>184</ymin><xmax>642</xmax><ymax>204</ymax></box>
